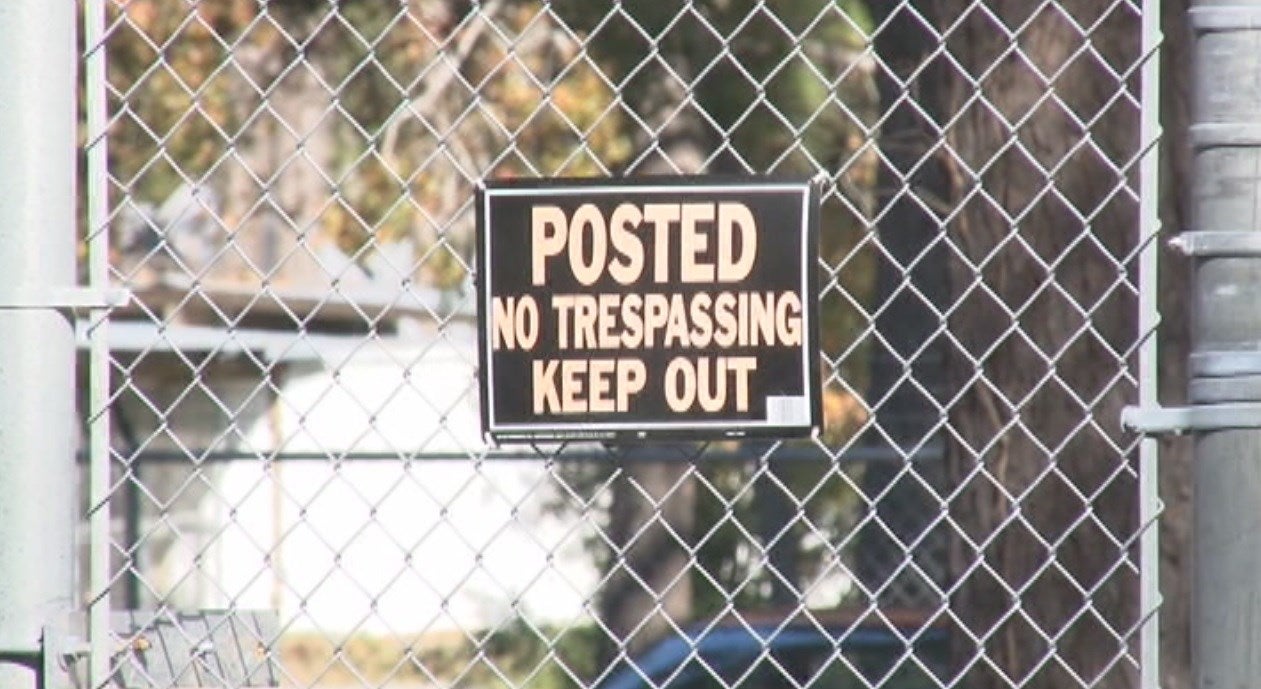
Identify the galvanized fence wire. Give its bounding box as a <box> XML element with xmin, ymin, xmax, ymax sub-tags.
<box><xmin>81</xmin><ymin>2</ymin><xmax>1161</xmax><ymax>689</ymax></box>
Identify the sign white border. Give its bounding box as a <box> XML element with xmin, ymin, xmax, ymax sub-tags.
<box><xmin>479</xmin><ymin>179</ymin><xmax>819</xmax><ymax>441</ymax></box>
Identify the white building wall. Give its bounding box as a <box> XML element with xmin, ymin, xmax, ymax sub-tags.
<box><xmin>214</xmin><ymin>323</ymin><xmax>601</xmax><ymax>635</ymax></box>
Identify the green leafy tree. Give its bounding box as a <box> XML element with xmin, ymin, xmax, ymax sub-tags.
<box><xmin>106</xmin><ymin>0</ymin><xmax>630</xmax><ymax>292</ymax></box>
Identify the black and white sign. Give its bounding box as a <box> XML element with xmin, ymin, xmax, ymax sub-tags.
<box><xmin>476</xmin><ymin>176</ymin><xmax>821</xmax><ymax>442</ymax></box>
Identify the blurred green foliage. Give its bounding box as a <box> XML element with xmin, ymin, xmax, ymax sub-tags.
<box><xmin>105</xmin><ymin>0</ymin><xmax>632</xmax><ymax>286</ymax></box>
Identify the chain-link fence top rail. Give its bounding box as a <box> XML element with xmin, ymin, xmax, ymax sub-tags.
<box><xmin>81</xmin><ymin>2</ymin><xmax>1158</xmax><ymax>689</ymax></box>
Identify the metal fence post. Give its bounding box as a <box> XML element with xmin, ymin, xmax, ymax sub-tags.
<box><xmin>1138</xmin><ymin>2</ymin><xmax>1163</xmax><ymax>689</ymax></box>
<box><xmin>0</xmin><ymin>1</ymin><xmax>79</xmax><ymax>688</ymax></box>
<box><xmin>1188</xmin><ymin>4</ymin><xmax>1261</xmax><ymax>688</ymax></box>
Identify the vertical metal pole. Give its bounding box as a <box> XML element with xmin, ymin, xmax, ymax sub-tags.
<box><xmin>84</xmin><ymin>0</ymin><xmax>113</xmax><ymax>685</ymax></box>
<box><xmin>0</xmin><ymin>1</ymin><xmax>79</xmax><ymax>687</ymax></box>
<box><xmin>1138</xmin><ymin>2</ymin><xmax>1163</xmax><ymax>689</ymax></box>
<box><xmin>1189</xmin><ymin>5</ymin><xmax>1261</xmax><ymax>688</ymax></box>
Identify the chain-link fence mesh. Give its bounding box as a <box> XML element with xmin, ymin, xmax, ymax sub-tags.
<box><xmin>80</xmin><ymin>2</ymin><xmax>1160</xmax><ymax>689</ymax></box>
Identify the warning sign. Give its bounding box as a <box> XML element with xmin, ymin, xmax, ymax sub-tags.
<box><xmin>476</xmin><ymin>176</ymin><xmax>821</xmax><ymax>442</ymax></box>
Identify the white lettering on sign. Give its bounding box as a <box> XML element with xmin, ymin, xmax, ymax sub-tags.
<box><xmin>532</xmin><ymin>358</ymin><xmax>647</xmax><ymax>414</ymax></box>
<box><xmin>664</xmin><ymin>356</ymin><xmax>757</xmax><ymax>412</ymax></box>
<box><xmin>490</xmin><ymin>295</ymin><xmax>540</xmax><ymax>350</ymax></box>
<box><xmin>543</xmin><ymin>291</ymin><xmax>802</xmax><ymax>351</ymax></box>
<box><xmin>530</xmin><ymin>202</ymin><xmax>758</xmax><ymax>286</ymax></box>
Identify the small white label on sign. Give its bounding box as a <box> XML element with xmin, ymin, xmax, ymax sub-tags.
<box><xmin>766</xmin><ymin>395</ymin><xmax>809</xmax><ymax>425</ymax></box>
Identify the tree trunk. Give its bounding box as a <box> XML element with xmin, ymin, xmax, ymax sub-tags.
<box><xmin>580</xmin><ymin>8</ymin><xmax>715</xmax><ymax>661</ymax></box>
<box><xmin>600</xmin><ymin>447</ymin><xmax>697</xmax><ymax>660</ymax></box>
<box><xmin>862</xmin><ymin>1</ymin><xmax>954</xmax><ymax>610</ymax></box>
<box><xmin>592</xmin><ymin>131</ymin><xmax>705</xmax><ymax>664</ymax></box>
<box><xmin>878</xmin><ymin>2</ymin><xmax>1188</xmax><ymax>688</ymax></box>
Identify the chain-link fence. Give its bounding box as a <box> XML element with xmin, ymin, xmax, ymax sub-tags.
<box><xmin>79</xmin><ymin>2</ymin><xmax>1162</xmax><ymax>689</ymax></box>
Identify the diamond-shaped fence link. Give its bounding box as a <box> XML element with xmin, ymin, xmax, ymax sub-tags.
<box><xmin>79</xmin><ymin>2</ymin><xmax>1160</xmax><ymax>689</ymax></box>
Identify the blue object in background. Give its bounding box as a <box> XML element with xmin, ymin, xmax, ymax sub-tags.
<box><xmin>599</xmin><ymin>613</ymin><xmax>949</xmax><ymax>689</ymax></box>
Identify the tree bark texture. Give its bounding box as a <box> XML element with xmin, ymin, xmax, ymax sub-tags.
<box><xmin>872</xmin><ymin>2</ymin><xmax>1189</xmax><ymax>687</ymax></box>
<box><xmin>862</xmin><ymin>0</ymin><xmax>953</xmax><ymax>610</ymax></box>
<box><xmin>600</xmin><ymin>450</ymin><xmax>697</xmax><ymax>661</ymax></box>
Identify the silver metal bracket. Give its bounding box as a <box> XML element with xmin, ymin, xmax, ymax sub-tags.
<box><xmin>1122</xmin><ymin>403</ymin><xmax>1261</xmax><ymax>435</ymax></box>
<box><xmin>0</xmin><ymin>619</ymin><xmax>90</xmax><ymax>689</ymax></box>
<box><xmin>1188</xmin><ymin>350</ymin><xmax>1261</xmax><ymax>403</ymax></box>
<box><xmin>1189</xmin><ymin>5</ymin><xmax>1261</xmax><ymax>32</ymax></box>
<box><xmin>0</xmin><ymin>287</ymin><xmax>131</xmax><ymax>314</ymax></box>
<box><xmin>44</xmin><ymin>618</ymin><xmax>89</xmax><ymax>689</ymax></box>
<box><xmin>1191</xmin><ymin>350</ymin><xmax>1261</xmax><ymax>377</ymax></box>
<box><xmin>1126</xmin><ymin>348</ymin><xmax>1261</xmax><ymax>435</ymax></box>
<box><xmin>1188</xmin><ymin>124</ymin><xmax>1261</xmax><ymax>151</ymax></box>
<box><xmin>1170</xmin><ymin>231</ymin><xmax>1261</xmax><ymax>257</ymax></box>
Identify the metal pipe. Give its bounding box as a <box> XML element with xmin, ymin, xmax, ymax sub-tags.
<box><xmin>1138</xmin><ymin>2</ymin><xmax>1163</xmax><ymax>689</ymax></box>
<box><xmin>1188</xmin><ymin>5</ymin><xmax>1261</xmax><ymax>687</ymax></box>
<box><xmin>0</xmin><ymin>1</ymin><xmax>79</xmax><ymax>687</ymax></box>
<box><xmin>86</xmin><ymin>443</ymin><xmax>945</xmax><ymax>465</ymax></box>
<box><xmin>84</xmin><ymin>0</ymin><xmax>113</xmax><ymax>683</ymax></box>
